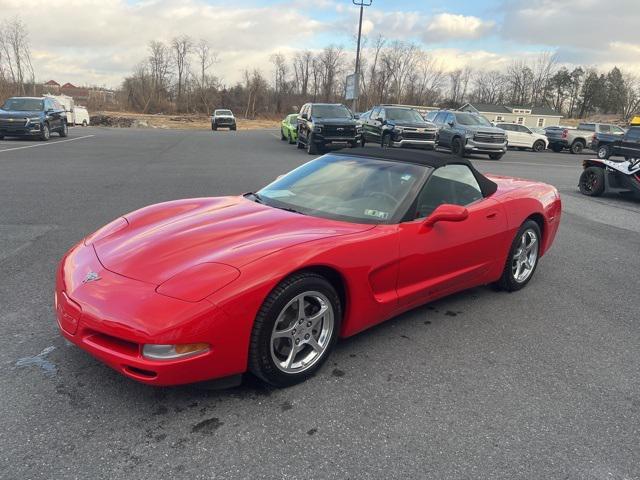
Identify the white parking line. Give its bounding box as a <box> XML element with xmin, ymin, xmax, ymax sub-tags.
<box><xmin>0</xmin><ymin>135</ymin><xmax>95</xmax><ymax>153</ymax></box>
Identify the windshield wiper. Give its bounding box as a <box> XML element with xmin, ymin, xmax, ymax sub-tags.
<box><xmin>245</xmin><ymin>192</ymin><xmax>266</xmax><ymax>204</ymax></box>
<box><xmin>273</xmin><ymin>205</ymin><xmax>306</xmax><ymax>215</ymax></box>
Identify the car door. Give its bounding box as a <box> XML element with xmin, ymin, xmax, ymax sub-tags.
<box><xmin>368</xmin><ymin>107</ymin><xmax>383</xmax><ymax>143</ymax></box>
<box><xmin>396</xmin><ymin>164</ymin><xmax>509</xmax><ymax>308</ymax></box>
<box><xmin>439</xmin><ymin>112</ymin><xmax>455</xmax><ymax>147</ymax></box>
<box><xmin>517</xmin><ymin>125</ymin><xmax>534</xmax><ymax>148</ymax></box>
<box><xmin>44</xmin><ymin>99</ymin><xmax>59</xmax><ymax>130</ymax></box>
<box><xmin>498</xmin><ymin>124</ymin><xmax>515</xmax><ymax>146</ymax></box>
<box><xmin>298</xmin><ymin>104</ymin><xmax>310</xmax><ymax>142</ymax></box>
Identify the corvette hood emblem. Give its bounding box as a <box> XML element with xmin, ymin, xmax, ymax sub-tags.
<box><xmin>82</xmin><ymin>271</ymin><xmax>101</xmax><ymax>284</ymax></box>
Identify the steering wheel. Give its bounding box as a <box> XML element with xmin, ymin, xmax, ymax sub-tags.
<box><xmin>366</xmin><ymin>191</ymin><xmax>398</xmax><ymax>205</ymax></box>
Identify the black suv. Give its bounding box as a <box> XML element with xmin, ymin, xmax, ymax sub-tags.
<box><xmin>297</xmin><ymin>103</ymin><xmax>361</xmax><ymax>154</ymax></box>
<box><xmin>0</xmin><ymin>97</ymin><xmax>68</xmax><ymax>141</ymax></box>
<box><xmin>362</xmin><ymin>105</ymin><xmax>438</xmax><ymax>149</ymax></box>
<box><xmin>597</xmin><ymin>126</ymin><xmax>640</xmax><ymax>159</ymax></box>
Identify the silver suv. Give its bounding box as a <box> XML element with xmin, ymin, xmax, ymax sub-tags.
<box><xmin>427</xmin><ymin>110</ymin><xmax>507</xmax><ymax>160</ymax></box>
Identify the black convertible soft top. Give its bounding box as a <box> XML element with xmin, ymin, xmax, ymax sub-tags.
<box><xmin>332</xmin><ymin>149</ymin><xmax>498</xmax><ymax>197</ymax></box>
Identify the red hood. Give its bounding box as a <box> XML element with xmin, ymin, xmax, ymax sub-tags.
<box><xmin>92</xmin><ymin>196</ymin><xmax>372</xmax><ymax>285</ymax></box>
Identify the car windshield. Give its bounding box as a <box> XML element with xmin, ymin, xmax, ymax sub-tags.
<box><xmin>216</xmin><ymin>110</ymin><xmax>232</xmax><ymax>115</ymax></box>
<box><xmin>256</xmin><ymin>155</ymin><xmax>429</xmax><ymax>224</ymax></box>
<box><xmin>288</xmin><ymin>115</ymin><xmax>298</xmax><ymax>123</ymax></box>
<box><xmin>2</xmin><ymin>98</ymin><xmax>44</xmax><ymax>111</ymax></box>
<box><xmin>455</xmin><ymin>112</ymin><xmax>492</xmax><ymax>127</ymax></box>
<box><xmin>386</xmin><ymin>108</ymin><xmax>423</xmax><ymax>122</ymax></box>
<box><xmin>311</xmin><ymin>105</ymin><xmax>352</xmax><ymax>119</ymax></box>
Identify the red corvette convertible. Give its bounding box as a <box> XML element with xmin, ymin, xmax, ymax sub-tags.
<box><xmin>55</xmin><ymin>150</ymin><xmax>561</xmax><ymax>387</ymax></box>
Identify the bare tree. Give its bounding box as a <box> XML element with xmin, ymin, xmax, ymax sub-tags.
<box><xmin>0</xmin><ymin>17</ymin><xmax>34</xmax><ymax>95</ymax></box>
<box><xmin>171</xmin><ymin>35</ymin><xmax>192</xmax><ymax>109</ymax></box>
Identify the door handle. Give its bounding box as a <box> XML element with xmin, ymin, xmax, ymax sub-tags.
<box><xmin>486</xmin><ymin>211</ymin><xmax>498</xmax><ymax>219</ymax></box>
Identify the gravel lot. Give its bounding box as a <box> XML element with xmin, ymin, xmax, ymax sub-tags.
<box><xmin>1</xmin><ymin>127</ymin><xmax>639</xmax><ymax>480</ymax></box>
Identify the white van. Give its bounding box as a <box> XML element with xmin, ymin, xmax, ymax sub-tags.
<box><xmin>74</xmin><ymin>106</ymin><xmax>90</xmax><ymax>126</ymax></box>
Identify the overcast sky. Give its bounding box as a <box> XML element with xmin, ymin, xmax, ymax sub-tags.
<box><xmin>2</xmin><ymin>0</ymin><xmax>639</xmax><ymax>88</ymax></box>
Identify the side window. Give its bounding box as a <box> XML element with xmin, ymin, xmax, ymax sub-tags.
<box><xmin>414</xmin><ymin>165</ymin><xmax>483</xmax><ymax>219</ymax></box>
<box><xmin>426</xmin><ymin>111</ymin><xmax>437</xmax><ymax>122</ymax></box>
<box><xmin>518</xmin><ymin>125</ymin><xmax>531</xmax><ymax>134</ymax></box>
<box><xmin>599</xmin><ymin>125</ymin><xmax>611</xmax><ymax>133</ymax></box>
<box><xmin>612</xmin><ymin>126</ymin><xmax>625</xmax><ymax>135</ymax></box>
<box><xmin>44</xmin><ymin>99</ymin><xmax>52</xmax><ymax>111</ymax></box>
<box><xmin>626</xmin><ymin>128</ymin><xmax>640</xmax><ymax>141</ymax></box>
<box><xmin>433</xmin><ymin>112</ymin><xmax>446</xmax><ymax>124</ymax></box>
<box><xmin>379</xmin><ymin>108</ymin><xmax>386</xmax><ymax>121</ymax></box>
<box><xmin>500</xmin><ymin>124</ymin><xmax>513</xmax><ymax>131</ymax></box>
<box><xmin>371</xmin><ymin>107</ymin><xmax>381</xmax><ymax>121</ymax></box>
<box><xmin>445</xmin><ymin>113</ymin><xmax>455</xmax><ymax>125</ymax></box>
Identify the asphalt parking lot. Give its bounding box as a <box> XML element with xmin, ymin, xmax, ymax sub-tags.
<box><xmin>1</xmin><ymin>127</ymin><xmax>639</xmax><ymax>480</ymax></box>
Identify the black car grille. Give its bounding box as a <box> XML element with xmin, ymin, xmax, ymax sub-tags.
<box><xmin>402</xmin><ymin>129</ymin><xmax>436</xmax><ymax>141</ymax></box>
<box><xmin>323</xmin><ymin>125</ymin><xmax>355</xmax><ymax>137</ymax></box>
<box><xmin>474</xmin><ymin>133</ymin><xmax>505</xmax><ymax>144</ymax></box>
<box><xmin>0</xmin><ymin>118</ymin><xmax>28</xmax><ymax>129</ymax></box>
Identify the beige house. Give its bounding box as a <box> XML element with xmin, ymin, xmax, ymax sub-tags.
<box><xmin>459</xmin><ymin>103</ymin><xmax>562</xmax><ymax>129</ymax></box>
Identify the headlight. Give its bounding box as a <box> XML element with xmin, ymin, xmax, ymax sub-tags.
<box><xmin>313</xmin><ymin>125</ymin><xmax>323</xmax><ymax>133</ymax></box>
<box><xmin>156</xmin><ymin>262</ymin><xmax>240</xmax><ymax>302</ymax></box>
<box><xmin>394</xmin><ymin>126</ymin><xmax>404</xmax><ymax>133</ymax></box>
<box><xmin>142</xmin><ymin>343</ymin><xmax>210</xmax><ymax>360</ymax></box>
<box><xmin>27</xmin><ymin>117</ymin><xmax>40</xmax><ymax>124</ymax></box>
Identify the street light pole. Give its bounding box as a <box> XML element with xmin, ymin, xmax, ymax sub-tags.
<box><xmin>352</xmin><ymin>0</ymin><xmax>372</xmax><ymax>113</ymax></box>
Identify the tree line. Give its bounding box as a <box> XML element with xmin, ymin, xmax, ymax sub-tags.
<box><xmin>0</xmin><ymin>18</ymin><xmax>36</xmax><ymax>101</ymax></box>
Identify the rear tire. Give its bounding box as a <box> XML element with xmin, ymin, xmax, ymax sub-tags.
<box><xmin>496</xmin><ymin>220</ymin><xmax>541</xmax><ymax>292</ymax></box>
<box><xmin>248</xmin><ymin>272</ymin><xmax>341</xmax><ymax>387</ymax></box>
<box><xmin>570</xmin><ymin>140</ymin><xmax>584</xmax><ymax>154</ymax></box>
<box><xmin>579</xmin><ymin>166</ymin><xmax>605</xmax><ymax>197</ymax></box>
<box><xmin>82</xmin><ymin>120</ymin><xmax>88</xmax><ymax>127</ymax></box>
<box><xmin>532</xmin><ymin>140</ymin><xmax>545</xmax><ymax>152</ymax></box>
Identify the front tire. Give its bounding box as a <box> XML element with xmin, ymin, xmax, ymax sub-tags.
<box><xmin>40</xmin><ymin>123</ymin><xmax>50</xmax><ymax>141</ymax></box>
<box><xmin>306</xmin><ymin>134</ymin><xmax>318</xmax><ymax>155</ymax></box>
<box><xmin>551</xmin><ymin>144</ymin><xmax>563</xmax><ymax>153</ymax></box>
<box><xmin>532</xmin><ymin>140</ymin><xmax>545</xmax><ymax>152</ymax></box>
<box><xmin>248</xmin><ymin>272</ymin><xmax>341</xmax><ymax>387</ymax></box>
<box><xmin>212</xmin><ymin>123</ymin><xmax>217</xmax><ymax>131</ymax></box>
<box><xmin>281</xmin><ymin>128</ymin><xmax>287</xmax><ymax>141</ymax></box>
<box><xmin>381</xmin><ymin>133</ymin><xmax>393</xmax><ymax>148</ymax></box>
<box><xmin>489</xmin><ymin>152</ymin><xmax>504</xmax><ymax>160</ymax></box>
<box><xmin>496</xmin><ymin>220</ymin><xmax>541</xmax><ymax>292</ymax></box>
<box><xmin>579</xmin><ymin>167</ymin><xmax>605</xmax><ymax>196</ymax></box>
<box><xmin>451</xmin><ymin>137</ymin><xmax>466</xmax><ymax>157</ymax></box>
<box><xmin>597</xmin><ymin>144</ymin><xmax>611</xmax><ymax>159</ymax></box>
<box><xmin>59</xmin><ymin>122</ymin><xmax>68</xmax><ymax>137</ymax></box>
<box><xmin>82</xmin><ymin>120</ymin><xmax>88</xmax><ymax>127</ymax></box>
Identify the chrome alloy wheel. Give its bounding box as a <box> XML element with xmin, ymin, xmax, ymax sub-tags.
<box><xmin>270</xmin><ymin>291</ymin><xmax>334</xmax><ymax>374</ymax></box>
<box><xmin>511</xmin><ymin>228</ymin><xmax>539</xmax><ymax>283</ymax></box>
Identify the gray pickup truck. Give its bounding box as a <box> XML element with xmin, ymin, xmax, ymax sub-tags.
<box><xmin>546</xmin><ymin>123</ymin><xmax>622</xmax><ymax>154</ymax></box>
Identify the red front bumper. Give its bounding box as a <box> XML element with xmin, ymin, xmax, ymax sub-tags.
<box><xmin>55</xmin><ymin>243</ymin><xmax>247</xmax><ymax>386</ymax></box>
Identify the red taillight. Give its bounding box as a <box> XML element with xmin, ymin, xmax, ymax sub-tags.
<box><xmin>562</xmin><ymin>129</ymin><xmax>568</xmax><ymax>139</ymax></box>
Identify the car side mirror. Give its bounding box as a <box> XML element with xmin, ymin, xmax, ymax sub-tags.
<box><xmin>353</xmin><ymin>114</ymin><xmax>360</xmax><ymax>120</ymax></box>
<box><xmin>447</xmin><ymin>121</ymin><xmax>455</xmax><ymax>127</ymax></box>
<box><xmin>301</xmin><ymin>113</ymin><xmax>308</xmax><ymax>120</ymax></box>
<box><xmin>421</xmin><ymin>204</ymin><xmax>468</xmax><ymax>231</ymax></box>
<box><xmin>376</xmin><ymin>117</ymin><xmax>384</xmax><ymax>123</ymax></box>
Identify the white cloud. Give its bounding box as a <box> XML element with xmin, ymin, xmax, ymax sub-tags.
<box><xmin>0</xmin><ymin>0</ymin><xmax>327</xmax><ymax>87</ymax></box>
<box><xmin>424</xmin><ymin>13</ymin><xmax>495</xmax><ymax>41</ymax></box>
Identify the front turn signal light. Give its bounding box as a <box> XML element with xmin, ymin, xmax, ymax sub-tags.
<box><xmin>142</xmin><ymin>343</ymin><xmax>210</xmax><ymax>360</ymax></box>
